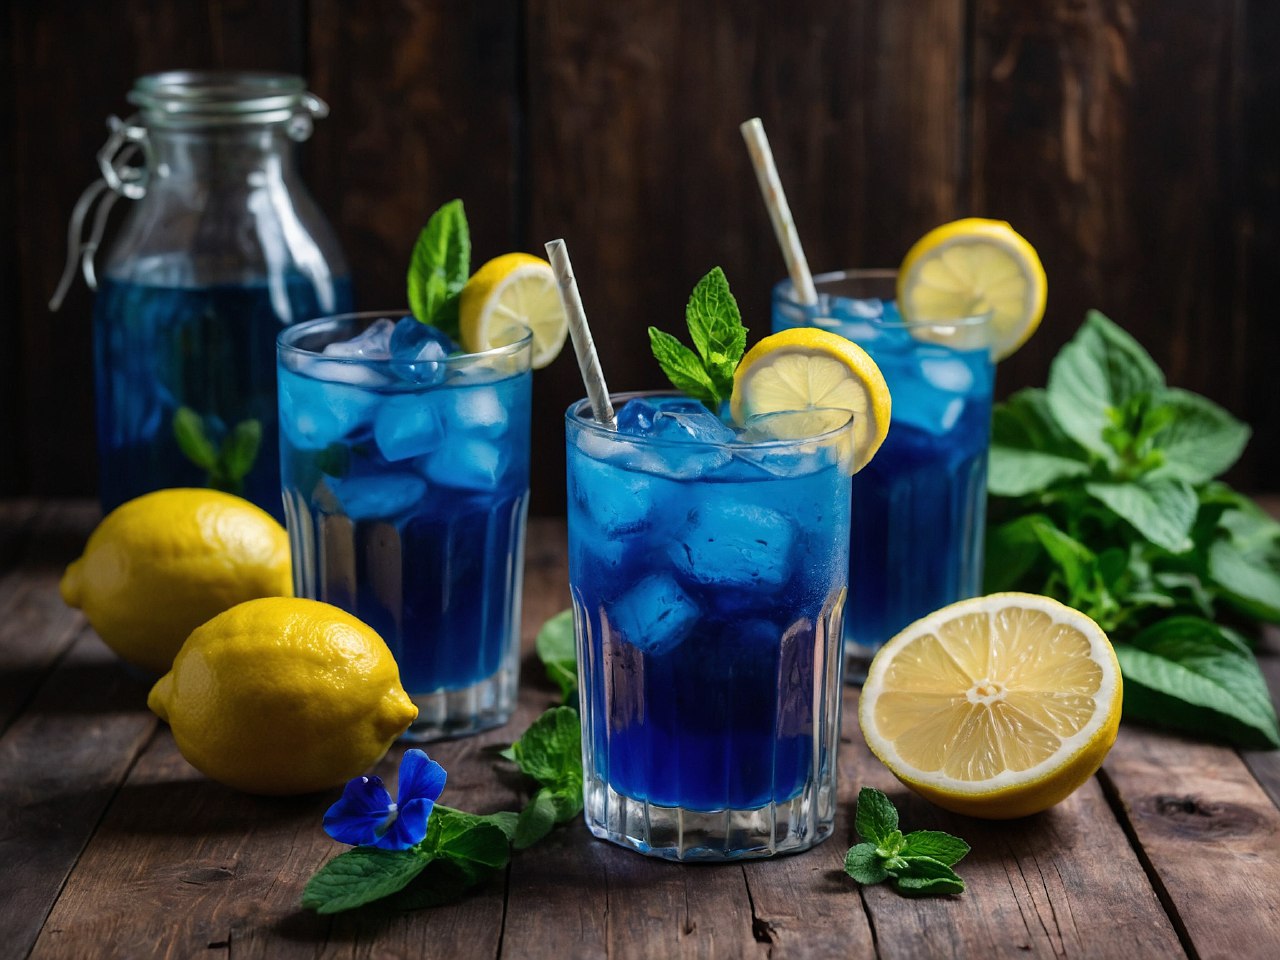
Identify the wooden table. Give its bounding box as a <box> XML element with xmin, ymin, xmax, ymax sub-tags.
<box><xmin>3</xmin><ymin>500</ymin><xmax>1279</xmax><ymax>960</ymax></box>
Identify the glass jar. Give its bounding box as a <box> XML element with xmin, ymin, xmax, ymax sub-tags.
<box><xmin>56</xmin><ymin>71</ymin><xmax>352</xmax><ymax>519</ymax></box>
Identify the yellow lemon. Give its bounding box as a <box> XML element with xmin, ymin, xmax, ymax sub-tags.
<box><xmin>148</xmin><ymin>597</ymin><xmax>417</xmax><ymax>795</ymax></box>
<box><xmin>859</xmin><ymin>593</ymin><xmax>1122</xmax><ymax>819</ymax></box>
<box><xmin>459</xmin><ymin>252</ymin><xmax>568</xmax><ymax>369</ymax></box>
<box><xmin>60</xmin><ymin>489</ymin><xmax>292</xmax><ymax>673</ymax></box>
<box><xmin>897</xmin><ymin>218</ymin><xmax>1047</xmax><ymax>360</ymax></box>
<box><xmin>730</xmin><ymin>327</ymin><xmax>892</xmax><ymax>473</ymax></box>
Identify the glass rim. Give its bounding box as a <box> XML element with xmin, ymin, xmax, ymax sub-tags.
<box><xmin>773</xmin><ymin>268</ymin><xmax>995</xmax><ymax>330</ymax></box>
<box><xmin>566</xmin><ymin>390</ymin><xmax>855</xmax><ymax>454</ymax></box>
<box><xmin>277</xmin><ymin>310</ymin><xmax>534</xmax><ymax>367</ymax></box>
<box><xmin>128</xmin><ymin>70</ymin><xmax>314</xmax><ymax>126</ymax></box>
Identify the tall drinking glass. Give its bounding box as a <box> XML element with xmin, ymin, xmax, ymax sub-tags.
<box><xmin>278</xmin><ymin>313</ymin><xmax>532</xmax><ymax>739</ymax></box>
<box><xmin>773</xmin><ymin>271</ymin><xmax>994</xmax><ymax>677</ymax></box>
<box><xmin>567</xmin><ymin>392</ymin><xmax>851</xmax><ymax>861</ymax></box>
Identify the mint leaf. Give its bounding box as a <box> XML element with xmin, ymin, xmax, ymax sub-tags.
<box><xmin>844</xmin><ymin>843</ymin><xmax>889</xmax><ymax>885</ymax></box>
<box><xmin>854</xmin><ymin>787</ymin><xmax>898</xmax><ymax>845</ymax></box>
<box><xmin>648</xmin><ymin>327</ymin><xmax>718</xmax><ymax>407</ymax></box>
<box><xmin>301</xmin><ymin>846</ymin><xmax>432</xmax><ymax>914</ymax></box>
<box><xmin>173</xmin><ymin>406</ymin><xmax>218</xmax><ymax>471</ymax></box>
<box><xmin>535</xmin><ymin>609</ymin><xmax>577</xmax><ymax>701</ymax></box>
<box><xmin>509</xmin><ymin>705</ymin><xmax>582</xmax><ymax>790</ymax></box>
<box><xmin>901</xmin><ymin>830</ymin><xmax>970</xmax><ymax>865</ymax></box>
<box><xmin>392</xmin><ymin>859</ymin><xmax>476</xmax><ymax>909</ymax></box>
<box><xmin>989</xmin><ymin>447</ymin><xmax>1091</xmax><ymax>498</ymax></box>
<box><xmin>514</xmin><ymin>790</ymin><xmax>559</xmax><ymax>850</ymax></box>
<box><xmin>984</xmin><ymin>515</ymin><xmax>1051</xmax><ymax>592</ymax></box>
<box><xmin>1046</xmin><ymin>311</ymin><xmax>1164</xmax><ymax>459</ymax></box>
<box><xmin>989</xmin><ymin>389</ymin><xmax>1092</xmax><ymax>496</ymax></box>
<box><xmin>407</xmin><ymin>199</ymin><xmax>470</xmax><ymax>335</ymax></box>
<box><xmin>1208</xmin><ymin>537</ymin><xmax>1280</xmax><ymax>623</ymax></box>
<box><xmin>1147</xmin><ymin>388</ymin><xmax>1251</xmax><ymax>484</ymax></box>
<box><xmin>890</xmin><ymin>856</ymin><xmax>966</xmax><ymax>896</ymax></box>
<box><xmin>435</xmin><ymin>822</ymin><xmax>511</xmax><ymax>884</ymax></box>
<box><xmin>216</xmin><ymin>418</ymin><xmax>262</xmax><ymax>489</ymax></box>
<box><xmin>685</xmin><ymin>266</ymin><xmax>747</xmax><ymax>400</ymax></box>
<box><xmin>1117</xmin><ymin>617</ymin><xmax>1280</xmax><ymax>748</ymax></box>
<box><xmin>1085</xmin><ymin>479</ymin><xmax>1197</xmax><ymax>554</ymax></box>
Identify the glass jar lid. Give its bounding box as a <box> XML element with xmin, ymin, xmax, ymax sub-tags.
<box><xmin>127</xmin><ymin>70</ymin><xmax>327</xmax><ymax>129</ymax></box>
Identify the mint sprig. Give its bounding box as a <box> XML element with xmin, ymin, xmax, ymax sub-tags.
<box><xmin>172</xmin><ymin>407</ymin><xmax>262</xmax><ymax>495</ymax></box>
<box><xmin>534</xmin><ymin>608</ymin><xmax>577</xmax><ymax>702</ymax></box>
<box><xmin>648</xmin><ymin>267</ymin><xmax>747</xmax><ymax>410</ymax></box>
<box><xmin>987</xmin><ymin>310</ymin><xmax>1280</xmax><ymax>748</ymax></box>
<box><xmin>506</xmin><ymin>705</ymin><xmax>583</xmax><ymax>849</ymax></box>
<box><xmin>844</xmin><ymin>788</ymin><xmax>969</xmax><ymax>897</ymax></box>
<box><xmin>407</xmin><ymin>199</ymin><xmax>470</xmax><ymax>340</ymax></box>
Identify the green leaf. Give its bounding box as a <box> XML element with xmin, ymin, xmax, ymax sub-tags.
<box><xmin>989</xmin><ymin>447</ymin><xmax>1091</xmax><ymax>498</ymax></box>
<box><xmin>535</xmin><ymin>609</ymin><xmax>577</xmax><ymax>701</ymax></box>
<box><xmin>1084</xmin><ymin>479</ymin><xmax>1198</xmax><ymax>554</ymax></box>
<box><xmin>1208</xmin><ymin>539</ymin><xmax>1280</xmax><ymax>623</ymax></box>
<box><xmin>901</xmin><ymin>830</ymin><xmax>970</xmax><ymax>866</ymax></box>
<box><xmin>988</xmin><ymin>389</ymin><xmax>1092</xmax><ymax>496</ymax></box>
<box><xmin>685</xmin><ymin>267</ymin><xmax>747</xmax><ymax>399</ymax></box>
<box><xmin>217</xmin><ymin>418</ymin><xmax>262</xmax><ymax>488</ymax></box>
<box><xmin>314</xmin><ymin>442</ymin><xmax>350</xmax><ymax>478</ymax></box>
<box><xmin>890</xmin><ymin>856</ymin><xmax>966</xmax><ymax>896</ymax></box>
<box><xmin>407</xmin><ymin>199</ymin><xmax>471</xmax><ymax>329</ymax></box>
<box><xmin>1046</xmin><ymin>311</ymin><xmax>1165</xmax><ymax>458</ymax></box>
<box><xmin>392</xmin><ymin>859</ymin><xmax>479</xmax><ymax>910</ymax></box>
<box><xmin>648</xmin><ymin>327</ymin><xmax>719</xmax><ymax>407</ymax></box>
<box><xmin>514</xmin><ymin>790</ymin><xmax>559</xmax><ymax>850</ymax></box>
<box><xmin>854</xmin><ymin>787</ymin><xmax>898</xmax><ymax>845</ymax></box>
<box><xmin>844</xmin><ymin>843</ymin><xmax>889</xmax><ymax>885</ymax></box>
<box><xmin>1146</xmin><ymin>388</ymin><xmax>1251</xmax><ymax>484</ymax></box>
<box><xmin>509</xmin><ymin>705</ymin><xmax>582</xmax><ymax>790</ymax></box>
<box><xmin>301</xmin><ymin>847</ymin><xmax>432</xmax><ymax>914</ymax></box>
<box><xmin>1117</xmin><ymin>617</ymin><xmax>1280</xmax><ymax>748</ymax></box>
<box><xmin>172</xmin><ymin>406</ymin><xmax>218</xmax><ymax>471</ymax></box>
<box><xmin>984</xmin><ymin>515</ymin><xmax>1049</xmax><ymax>593</ymax></box>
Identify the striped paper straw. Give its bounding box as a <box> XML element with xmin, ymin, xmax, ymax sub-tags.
<box><xmin>545</xmin><ymin>238</ymin><xmax>617</xmax><ymax>429</ymax></box>
<box><xmin>740</xmin><ymin>117</ymin><xmax>818</xmax><ymax>305</ymax></box>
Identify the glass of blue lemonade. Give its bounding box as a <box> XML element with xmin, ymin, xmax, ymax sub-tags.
<box><xmin>772</xmin><ymin>270</ymin><xmax>994</xmax><ymax>677</ymax></box>
<box><xmin>278</xmin><ymin>312</ymin><xmax>532</xmax><ymax>740</ymax></box>
<box><xmin>567</xmin><ymin>392</ymin><xmax>852</xmax><ymax>860</ymax></box>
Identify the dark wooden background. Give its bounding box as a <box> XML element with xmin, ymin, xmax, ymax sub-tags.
<box><xmin>3</xmin><ymin>1</ymin><xmax>1277</xmax><ymax>514</ymax></box>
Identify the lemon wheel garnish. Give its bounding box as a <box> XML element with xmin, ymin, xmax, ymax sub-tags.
<box><xmin>859</xmin><ymin>593</ymin><xmax>1122</xmax><ymax>819</ymax></box>
<box><xmin>730</xmin><ymin>327</ymin><xmax>891</xmax><ymax>473</ymax></box>
<box><xmin>458</xmin><ymin>252</ymin><xmax>568</xmax><ymax>369</ymax></box>
<box><xmin>897</xmin><ymin>218</ymin><xmax>1047</xmax><ymax>361</ymax></box>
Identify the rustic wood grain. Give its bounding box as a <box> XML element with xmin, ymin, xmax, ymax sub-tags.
<box><xmin>842</xmin><ymin>699</ymin><xmax>1186</xmax><ymax>959</ymax></box>
<box><xmin>1100</xmin><ymin>730</ymin><xmax>1280</xmax><ymax>960</ymax></box>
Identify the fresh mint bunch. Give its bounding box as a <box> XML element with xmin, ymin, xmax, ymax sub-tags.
<box><xmin>987</xmin><ymin>310</ymin><xmax>1280</xmax><ymax>748</ymax></box>
<box><xmin>648</xmin><ymin>266</ymin><xmax>748</xmax><ymax>410</ymax></box>
<box><xmin>407</xmin><ymin>198</ymin><xmax>470</xmax><ymax>340</ymax></box>
<box><xmin>172</xmin><ymin>407</ymin><xmax>262</xmax><ymax>495</ymax></box>
<box><xmin>844</xmin><ymin>788</ymin><xmax>969</xmax><ymax>897</ymax></box>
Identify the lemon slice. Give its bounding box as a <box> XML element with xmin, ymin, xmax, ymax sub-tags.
<box><xmin>859</xmin><ymin>593</ymin><xmax>1122</xmax><ymax>819</ymax></box>
<box><xmin>897</xmin><ymin>218</ymin><xmax>1047</xmax><ymax>361</ymax></box>
<box><xmin>459</xmin><ymin>252</ymin><xmax>568</xmax><ymax>369</ymax></box>
<box><xmin>730</xmin><ymin>327</ymin><xmax>891</xmax><ymax>473</ymax></box>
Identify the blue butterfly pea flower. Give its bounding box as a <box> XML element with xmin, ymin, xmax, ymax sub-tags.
<box><xmin>323</xmin><ymin>749</ymin><xmax>447</xmax><ymax>851</ymax></box>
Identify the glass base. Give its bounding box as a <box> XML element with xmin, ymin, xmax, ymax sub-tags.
<box><xmin>583</xmin><ymin>775</ymin><xmax>836</xmax><ymax>862</ymax></box>
<box><xmin>401</xmin><ymin>666</ymin><xmax>517</xmax><ymax>741</ymax></box>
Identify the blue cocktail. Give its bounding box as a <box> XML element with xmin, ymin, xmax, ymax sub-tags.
<box><xmin>278</xmin><ymin>312</ymin><xmax>532</xmax><ymax>739</ymax></box>
<box><xmin>773</xmin><ymin>270</ymin><xmax>994</xmax><ymax>675</ymax></box>
<box><xmin>567</xmin><ymin>392</ymin><xmax>851</xmax><ymax>860</ymax></box>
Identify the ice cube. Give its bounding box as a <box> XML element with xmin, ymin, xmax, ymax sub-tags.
<box><xmin>570</xmin><ymin>452</ymin><xmax>655</xmax><ymax>536</ymax></box>
<box><xmin>920</xmin><ymin>357</ymin><xmax>975</xmax><ymax>393</ymax></box>
<box><xmin>608</xmin><ymin>572</ymin><xmax>699</xmax><ymax>656</ymax></box>
<box><xmin>421</xmin><ymin>439</ymin><xmax>505</xmax><ymax>491</ymax></box>
<box><xmin>374</xmin><ymin>394</ymin><xmax>446</xmax><ymax>461</ymax></box>
<box><xmin>279</xmin><ymin>373</ymin><xmax>381</xmax><ymax>449</ymax></box>
<box><xmin>612</xmin><ymin>397</ymin><xmax>734</xmax><ymax>476</ymax></box>
<box><xmin>322</xmin><ymin>317</ymin><xmax>395</xmax><ymax>360</ymax></box>
<box><xmin>448</xmin><ymin>385</ymin><xmax>508</xmax><ymax>437</ymax></box>
<box><xmin>669</xmin><ymin>500</ymin><xmax>796</xmax><ymax>592</ymax></box>
<box><xmin>390</xmin><ymin>317</ymin><xmax>458</xmax><ymax>383</ymax></box>
<box><xmin>328</xmin><ymin>472</ymin><xmax>427</xmax><ymax>520</ymax></box>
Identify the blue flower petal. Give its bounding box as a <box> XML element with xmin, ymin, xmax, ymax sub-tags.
<box><xmin>322</xmin><ymin>775</ymin><xmax>394</xmax><ymax>846</ymax></box>
<box><xmin>371</xmin><ymin>797</ymin><xmax>434</xmax><ymax>850</ymax></box>
<box><xmin>396</xmin><ymin>749</ymin><xmax>447</xmax><ymax>806</ymax></box>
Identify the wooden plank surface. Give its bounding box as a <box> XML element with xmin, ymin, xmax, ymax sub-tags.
<box><xmin>3</xmin><ymin>506</ymin><xmax>1280</xmax><ymax>960</ymax></box>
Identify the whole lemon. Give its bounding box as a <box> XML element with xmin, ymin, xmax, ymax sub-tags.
<box><xmin>60</xmin><ymin>489</ymin><xmax>292</xmax><ymax>673</ymax></box>
<box><xmin>147</xmin><ymin>597</ymin><xmax>418</xmax><ymax>795</ymax></box>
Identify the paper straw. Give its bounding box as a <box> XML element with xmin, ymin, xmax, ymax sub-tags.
<box><xmin>545</xmin><ymin>238</ymin><xmax>617</xmax><ymax>430</ymax></box>
<box><xmin>739</xmin><ymin>117</ymin><xmax>818</xmax><ymax>305</ymax></box>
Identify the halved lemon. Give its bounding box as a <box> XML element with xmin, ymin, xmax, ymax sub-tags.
<box><xmin>897</xmin><ymin>218</ymin><xmax>1047</xmax><ymax>361</ymax></box>
<box><xmin>859</xmin><ymin>593</ymin><xmax>1122</xmax><ymax>819</ymax></box>
<box><xmin>459</xmin><ymin>252</ymin><xmax>568</xmax><ymax>369</ymax></box>
<box><xmin>730</xmin><ymin>327</ymin><xmax>891</xmax><ymax>473</ymax></box>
